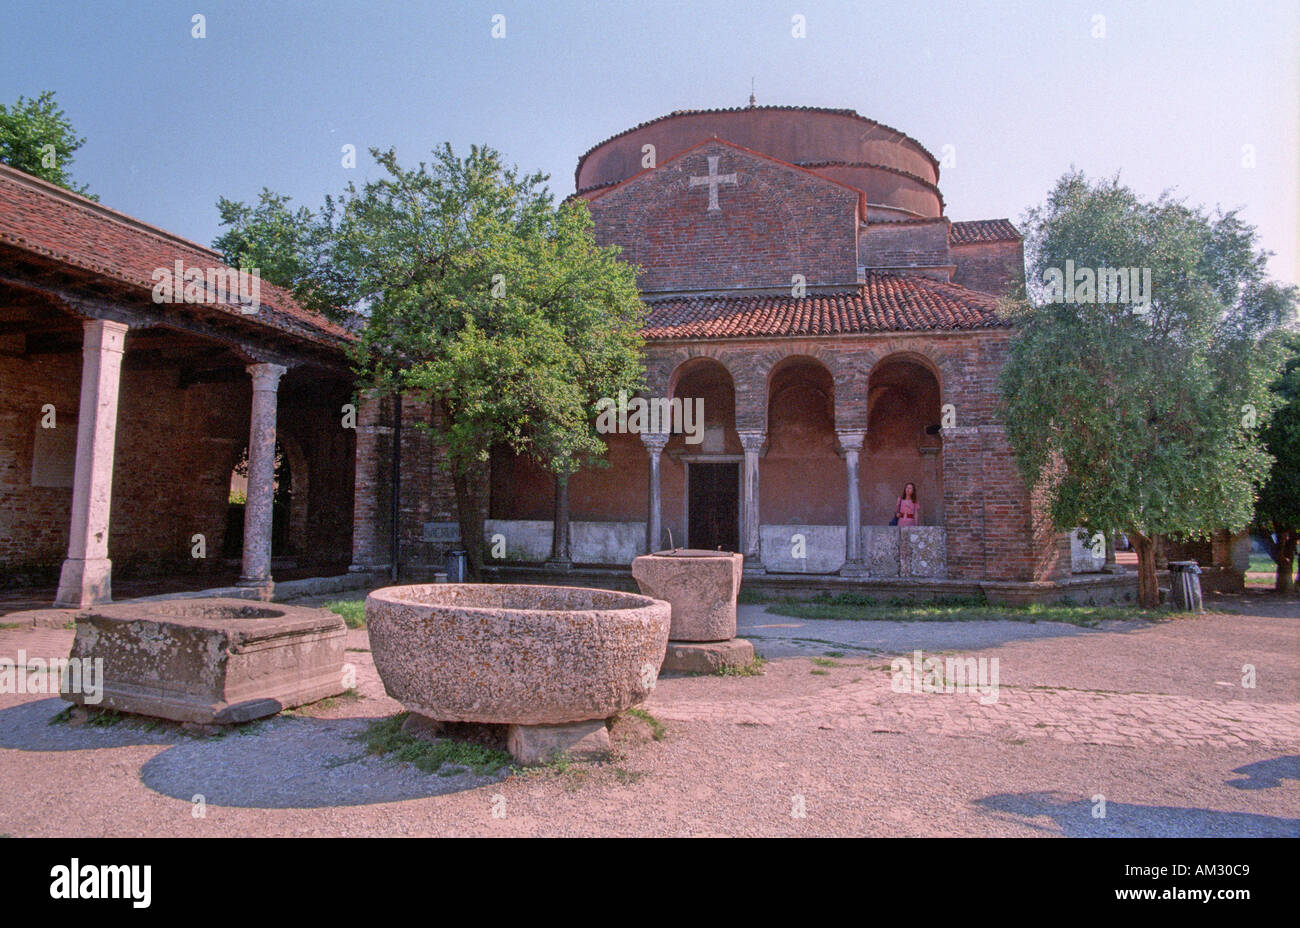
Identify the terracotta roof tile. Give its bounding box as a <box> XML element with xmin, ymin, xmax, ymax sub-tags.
<box><xmin>0</xmin><ymin>164</ymin><xmax>350</xmax><ymax>349</ymax></box>
<box><xmin>949</xmin><ymin>218</ymin><xmax>1020</xmax><ymax>245</ymax></box>
<box><xmin>640</xmin><ymin>272</ymin><xmax>1008</xmax><ymax>340</ymax></box>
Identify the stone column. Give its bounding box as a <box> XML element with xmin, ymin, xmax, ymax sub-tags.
<box><xmin>641</xmin><ymin>431</ymin><xmax>670</xmax><ymax>552</ymax></box>
<box><xmin>238</xmin><ymin>362</ymin><xmax>286</xmax><ymax>595</ymax></box>
<box><xmin>547</xmin><ymin>470</ymin><xmax>572</xmax><ymax>569</ymax></box>
<box><xmin>737</xmin><ymin>429</ymin><xmax>766</xmax><ymax>573</ymax></box>
<box><xmin>55</xmin><ymin>319</ymin><xmax>129</xmax><ymax>608</ymax></box>
<box><xmin>349</xmin><ymin>392</ymin><xmax>392</xmax><ymax>574</ymax></box>
<box><xmin>836</xmin><ymin>429</ymin><xmax>869</xmax><ymax>576</ymax></box>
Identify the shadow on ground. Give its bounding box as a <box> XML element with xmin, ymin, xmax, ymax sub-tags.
<box><xmin>974</xmin><ymin>790</ymin><xmax>1300</xmax><ymax>837</ymax></box>
<box><xmin>0</xmin><ymin>699</ymin><xmax>502</xmax><ymax>809</ymax></box>
<box><xmin>1227</xmin><ymin>755</ymin><xmax>1300</xmax><ymax>790</ymax></box>
<box><xmin>0</xmin><ymin>698</ymin><xmax>179</xmax><ymax>751</ymax></box>
<box><xmin>139</xmin><ymin>715</ymin><xmax>506</xmax><ymax>809</ymax></box>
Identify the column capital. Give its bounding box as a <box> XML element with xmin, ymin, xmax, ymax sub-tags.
<box><xmin>82</xmin><ymin>318</ymin><xmax>129</xmax><ymax>354</ymax></box>
<box><xmin>835</xmin><ymin>429</ymin><xmax>866</xmax><ymax>454</ymax></box>
<box><xmin>246</xmin><ymin>362</ymin><xmax>287</xmax><ymax>392</ymax></box>
<box><xmin>639</xmin><ymin>430</ymin><xmax>671</xmax><ymax>453</ymax></box>
<box><xmin>736</xmin><ymin>429</ymin><xmax>767</xmax><ymax>453</ymax></box>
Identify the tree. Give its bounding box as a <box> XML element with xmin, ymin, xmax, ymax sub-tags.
<box><xmin>1000</xmin><ymin>171</ymin><xmax>1294</xmax><ymax>608</ymax></box>
<box><xmin>1254</xmin><ymin>332</ymin><xmax>1300</xmax><ymax>592</ymax></box>
<box><xmin>0</xmin><ymin>91</ymin><xmax>94</xmax><ymax>198</ymax></box>
<box><xmin>213</xmin><ymin>190</ymin><xmax>319</xmax><ymax>295</ymax></box>
<box><xmin>299</xmin><ymin>144</ymin><xmax>646</xmax><ymax>580</ymax></box>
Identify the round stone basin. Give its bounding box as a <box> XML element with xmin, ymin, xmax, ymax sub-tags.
<box><xmin>365</xmin><ymin>584</ymin><xmax>671</xmax><ymax>726</ymax></box>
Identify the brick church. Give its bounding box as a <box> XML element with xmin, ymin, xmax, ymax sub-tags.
<box><xmin>1</xmin><ymin>104</ymin><xmax>1096</xmax><ymax>608</ymax></box>
<box><xmin>352</xmin><ymin>106</ymin><xmax>1074</xmax><ymax>589</ymax></box>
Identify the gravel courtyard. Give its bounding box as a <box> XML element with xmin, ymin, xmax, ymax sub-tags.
<box><xmin>1</xmin><ymin>593</ymin><xmax>1296</xmax><ymax>837</ymax></box>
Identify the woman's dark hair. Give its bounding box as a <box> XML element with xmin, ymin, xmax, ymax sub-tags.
<box><xmin>902</xmin><ymin>482</ymin><xmax>917</xmax><ymax>503</ymax></box>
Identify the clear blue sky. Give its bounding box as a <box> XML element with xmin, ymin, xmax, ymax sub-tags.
<box><xmin>3</xmin><ymin>0</ymin><xmax>1296</xmax><ymax>284</ymax></box>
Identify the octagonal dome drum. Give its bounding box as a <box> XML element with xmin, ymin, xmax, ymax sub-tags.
<box><xmin>365</xmin><ymin>584</ymin><xmax>671</xmax><ymax>726</ymax></box>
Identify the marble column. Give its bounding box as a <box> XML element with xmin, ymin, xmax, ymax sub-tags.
<box><xmin>547</xmin><ymin>470</ymin><xmax>572</xmax><ymax>569</ymax></box>
<box><xmin>641</xmin><ymin>431</ymin><xmax>670</xmax><ymax>552</ymax></box>
<box><xmin>238</xmin><ymin>362</ymin><xmax>286</xmax><ymax>594</ymax></box>
<box><xmin>836</xmin><ymin>429</ymin><xmax>869</xmax><ymax>576</ymax></box>
<box><xmin>55</xmin><ymin>319</ymin><xmax>129</xmax><ymax>607</ymax></box>
<box><xmin>737</xmin><ymin>429</ymin><xmax>766</xmax><ymax>573</ymax></box>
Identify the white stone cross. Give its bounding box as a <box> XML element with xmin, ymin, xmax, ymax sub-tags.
<box><xmin>689</xmin><ymin>155</ymin><xmax>738</xmax><ymax>212</ymax></box>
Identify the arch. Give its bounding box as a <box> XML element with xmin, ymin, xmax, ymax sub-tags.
<box><xmin>762</xmin><ymin>354</ymin><xmax>843</xmax><ymax>525</ymax></box>
<box><xmin>862</xmin><ymin>354</ymin><xmax>944</xmax><ymax>525</ymax></box>
<box><xmin>276</xmin><ymin>428</ymin><xmax>310</xmax><ymax>557</ymax></box>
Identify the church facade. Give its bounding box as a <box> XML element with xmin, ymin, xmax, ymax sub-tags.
<box><xmin>0</xmin><ymin>105</ymin><xmax>1091</xmax><ymax>608</ymax></box>
<box><xmin>352</xmin><ymin>107</ymin><xmax>1074</xmax><ymax>586</ymax></box>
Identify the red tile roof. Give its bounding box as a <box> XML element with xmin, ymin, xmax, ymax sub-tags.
<box><xmin>949</xmin><ymin>218</ymin><xmax>1020</xmax><ymax>245</ymax></box>
<box><xmin>0</xmin><ymin>164</ymin><xmax>350</xmax><ymax>349</ymax></box>
<box><xmin>640</xmin><ymin>272</ymin><xmax>1009</xmax><ymax>340</ymax></box>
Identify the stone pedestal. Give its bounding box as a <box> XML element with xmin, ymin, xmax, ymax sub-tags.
<box><xmin>660</xmin><ymin>637</ymin><xmax>755</xmax><ymax>674</ymax></box>
<box><xmin>506</xmin><ymin>720</ymin><xmax>611</xmax><ymax>765</ymax></box>
<box><xmin>631</xmin><ymin>550</ymin><xmax>754</xmax><ymax>673</ymax></box>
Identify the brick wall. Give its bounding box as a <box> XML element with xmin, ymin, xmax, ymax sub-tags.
<box><xmin>1</xmin><ymin>343</ymin><xmax>355</xmax><ymax>585</ymax></box>
<box><xmin>859</xmin><ymin>220</ymin><xmax>952</xmax><ymax>270</ymax></box>
<box><xmin>951</xmin><ymin>239</ymin><xmax>1026</xmax><ymax>296</ymax></box>
<box><xmin>587</xmin><ymin>140</ymin><xmax>861</xmax><ymax>293</ymax></box>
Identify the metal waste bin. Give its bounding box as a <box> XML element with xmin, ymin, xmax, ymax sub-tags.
<box><xmin>445</xmin><ymin>549</ymin><xmax>468</xmax><ymax>583</ymax></box>
<box><xmin>1168</xmin><ymin>561</ymin><xmax>1203</xmax><ymax>612</ymax></box>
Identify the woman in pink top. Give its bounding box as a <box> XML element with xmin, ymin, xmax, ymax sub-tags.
<box><xmin>895</xmin><ymin>482</ymin><xmax>920</xmax><ymax>527</ymax></box>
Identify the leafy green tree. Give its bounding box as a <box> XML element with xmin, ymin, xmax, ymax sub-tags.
<box><xmin>0</xmin><ymin>91</ymin><xmax>94</xmax><ymax>198</ymax></box>
<box><xmin>1001</xmin><ymin>171</ymin><xmax>1294</xmax><ymax>607</ymax></box>
<box><xmin>1254</xmin><ymin>332</ymin><xmax>1300</xmax><ymax>592</ymax></box>
<box><xmin>213</xmin><ymin>190</ymin><xmax>320</xmax><ymax>295</ymax></box>
<box><xmin>300</xmin><ymin>144</ymin><xmax>645</xmax><ymax>579</ymax></box>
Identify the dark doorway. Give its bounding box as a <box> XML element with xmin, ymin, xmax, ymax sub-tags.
<box><xmin>688</xmin><ymin>462</ymin><xmax>739</xmax><ymax>551</ymax></box>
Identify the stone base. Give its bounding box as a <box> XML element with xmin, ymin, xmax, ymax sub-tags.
<box><xmin>235</xmin><ymin>577</ymin><xmax>275</xmax><ymax>601</ymax></box>
<box><xmin>54</xmin><ymin>556</ymin><xmax>112</xmax><ymax>608</ymax></box>
<box><xmin>505</xmin><ymin>719</ymin><xmax>610</xmax><ymax>765</ymax></box>
<box><xmin>66</xmin><ymin>598</ymin><xmax>347</xmax><ymax>724</ymax></box>
<box><xmin>838</xmin><ymin>562</ymin><xmax>871</xmax><ymax>578</ymax></box>
<box><xmin>660</xmin><ymin>637</ymin><xmax>755</xmax><ymax>674</ymax></box>
<box><xmin>401</xmin><ymin>712</ymin><xmax>446</xmax><ymax>742</ymax></box>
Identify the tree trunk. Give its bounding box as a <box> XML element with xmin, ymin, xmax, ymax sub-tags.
<box><xmin>1129</xmin><ymin>530</ymin><xmax>1160</xmax><ymax>609</ymax></box>
<box><xmin>1276</xmin><ymin>528</ymin><xmax>1297</xmax><ymax>595</ymax></box>
<box><xmin>452</xmin><ymin>460</ymin><xmax>488</xmax><ymax>582</ymax></box>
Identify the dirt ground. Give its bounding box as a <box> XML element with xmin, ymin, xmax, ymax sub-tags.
<box><xmin>0</xmin><ymin>591</ymin><xmax>1295</xmax><ymax>837</ymax></box>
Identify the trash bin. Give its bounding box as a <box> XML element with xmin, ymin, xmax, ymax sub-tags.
<box><xmin>1168</xmin><ymin>561</ymin><xmax>1203</xmax><ymax>612</ymax></box>
<box><xmin>445</xmin><ymin>549</ymin><xmax>468</xmax><ymax>583</ymax></box>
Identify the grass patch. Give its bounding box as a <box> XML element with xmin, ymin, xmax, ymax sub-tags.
<box><xmin>761</xmin><ymin>593</ymin><xmax>1172</xmax><ymax>627</ymax></box>
<box><xmin>622</xmin><ymin>707</ymin><xmax>667</xmax><ymax>741</ymax></box>
<box><xmin>810</xmin><ymin>668</ymin><xmax>829</xmax><ymax>676</ymax></box>
<box><xmin>63</xmin><ymin>620</ymin><xmax>77</xmax><ymax>630</ymax></box>
<box><xmin>305</xmin><ymin>689</ymin><xmax>362</xmax><ymax>712</ymax></box>
<box><xmin>357</xmin><ymin>713</ymin><xmax>511</xmax><ymax>775</ymax></box>
<box><xmin>0</xmin><ymin>622</ymin><xmax>20</xmax><ymax>630</ymax></box>
<box><xmin>737</xmin><ymin>588</ymin><xmax>771</xmax><ymax>605</ymax></box>
<box><xmin>823</xmin><ymin>650</ymin><xmax>847</xmax><ymax>658</ymax></box>
<box><xmin>811</xmin><ymin>657</ymin><xmax>840</xmax><ymax>668</ymax></box>
<box><xmin>47</xmin><ymin>706</ymin><xmax>72</xmax><ymax>726</ymax></box>
<box><xmin>325</xmin><ymin>599</ymin><xmax>366</xmax><ymax>628</ymax></box>
<box><xmin>715</xmin><ymin>654</ymin><xmax>768</xmax><ymax>677</ymax></box>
